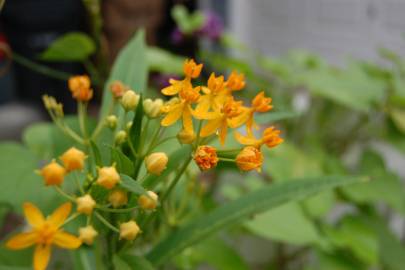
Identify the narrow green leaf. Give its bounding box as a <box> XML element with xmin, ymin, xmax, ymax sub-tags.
<box><xmin>255</xmin><ymin>111</ymin><xmax>300</xmax><ymax>125</ymax></box>
<box><xmin>147</xmin><ymin>47</ymin><xmax>184</xmax><ymax>75</ymax></box>
<box><xmin>40</xmin><ymin>32</ymin><xmax>95</xmax><ymax>61</ymax></box>
<box><xmin>100</xmin><ymin>30</ymin><xmax>147</xmax><ymax>119</ymax></box>
<box><xmin>143</xmin><ymin>146</ymin><xmax>192</xmax><ymax>189</ymax></box>
<box><xmin>111</xmin><ymin>148</ymin><xmax>134</xmax><ymax>176</ymax></box>
<box><xmin>146</xmin><ymin>175</ymin><xmax>363</xmax><ymax>265</ymax></box>
<box><xmin>90</xmin><ymin>140</ymin><xmax>102</xmax><ymax>166</ymax></box>
<box><xmin>120</xmin><ymin>174</ymin><xmax>147</xmax><ymax>195</ymax></box>
<box><xmin>113</xmin><ymin>254</ymin><xmax>155</xmax><ymax>270</ymax></box>
<box><xmin>130</xmin><ymin>95</ymin><xmax>144</xmax><ymax>152</ymax></box>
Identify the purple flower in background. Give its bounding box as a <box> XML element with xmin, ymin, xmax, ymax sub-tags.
<box><xmin>170</xmin><ymin>27</ymin><xmax>184</xmax><ymax>45</ymax></box>
<box><xmin>198</xmin><ymin>11</ymin><xmax>224</xmax><ymax>41</ymax></box>
<box><xmin>152</xmin><ymin>73</ymin><xmax>181</xmax><ymax>90</ymax></box>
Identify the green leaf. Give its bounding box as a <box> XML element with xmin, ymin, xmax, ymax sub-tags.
<box><xmin>390</xmin><ymin>108</ymin><xmax>405</xmax><ymax>134</ymax></box>
<box><xmin>129</xmin><ymin>95</ymin><xmax>144</xmax><ymax>152</ymax></box>
<box><xmin>111</xmin><ymin>148</ymin><xmax>134</xmax><ymax>175</ymax></box>
<box><xmin>120</xmin><ymin>174</ymin><xmax>147</xmax><ymax>195</ymax></box>
<box><xmin>90</xmin><ymin>140</ymin><xmax>102</xmax><ymax>167</ymax></box>
<box><xmin>246</xmin><ymin>202</ymin><xmax>322</xmax><ymax>245</ymax></box>
<box><xmin>143</xmin><ymin>146</ymin><xmax>192</xmax><ymax>189</ymax></box>
<box><xmin>100</xmin><ymin>30</ymin><xmax>147</xmax><ymax>119</ymax></box>
<box><xmin>113</xmin><ymin>254</ymin><xmax>155</xmax><ymax>270</ymax></box>
<box><xmin>147</xmin><ymin>47</ymin><xmax>184</xmax><ymax>75</ymax></box>
<box><xmin>22</xmin><ymin>123</ymin><xmax>53</xmax><ymax>160</ymax></box>
<box><xmin>146</xmin><ymin>175</ymin><xmax>363</xmax><ymax>265</ymax></box>
<box><xmin>171</xmin><ymin>5</ymin><xmax>204</xmax><ymax>34</ymax></box>
<box><xmin>255</xmin><ymin>111</ymin><xmax>300</xmax><ymax>125</ymax></box>
<box><xmin>40</xmin><ymin>32</ymin><xmax>95</xmax><ymax>61</ymax></box>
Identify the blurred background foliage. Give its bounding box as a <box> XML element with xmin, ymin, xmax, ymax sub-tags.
<box><xmin>0</xmin><ymin>2</ymin><xmax>405</xmax><ymax>270</ymax></box>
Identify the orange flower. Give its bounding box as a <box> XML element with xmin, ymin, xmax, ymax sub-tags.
<box><xmin>198</xmin><ymin>97</ymin><xmax>248</xmax><ymax>145</ymax></box>
<box><xmin>39</xmin><ymin>160</ymin><xmax>66</xmax><ymax>186</ymax></box>
<box><xmin>183</xmin><ymin>59</ymin><xmax>203</xmax><ymax>79</ymax></box>
<box><xmin>68</xmin><ymin>75</ymin><xmax>93</xmax><ymax>102</ymax></box>
<box><xmin>225</xmin><ymin>71</ymin><xmax>245</xmax><ymax>92</ymax></box>
<box><xmin>110</xmin><ymin>80</ymin><xmax>127</xmax><ymax>98</ymax></box>
<box><xmin>6</xmin><ymin>202</ymin><xmax>81</xmax><ymax>270</ymax></box>
<box><xmin>235</xmin><ymin>126</ymin><xmax>283</xmax><ymax>149</ymax></box>
<box><xmin>243</xmin><ymin>91</ymin><xmax>273</xmax><ymax>135</ymax></box>
<box><xmin>194</xmin><ymin>145</ymin><xmax>219</xmax><ymax>170</ymax></box>
<box><xmin>235</xmin><ymin>146</ymin><xmax>263</xmax><ymax>172</ymax></box>
<box><xmin>195</xmin><ymin>73</ymin><xmax>227</xmax><ymax>115</ymax></box>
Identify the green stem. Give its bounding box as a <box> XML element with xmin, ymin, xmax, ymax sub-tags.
<box><xmin>94</xmin><ymin>212</ymin><xmax>120</xmax><ymax>233</ymax></box>
<box><xmin>78</xmin><ymin>102</ymin><xmax>89</xmax><ymax>139</ymax></box>
<box><xmin>62</xmin><ymin>212</ymin><xmax>81</xmax><ymax>226</ymax></box>
<box><xmin>92</xmin><ymin>100</ymin><xmax>116</xmax><ymax>140</ymax></box>
<box><xmin>161</xmin><ymin>156</ymin><xmax>193</xmax><ymax>202</ymax></box>
<box><xmin>12</xmin><ymin>52</ymin><xmax>72</xmax><ymax>80</ymax></box>
<box><xmin>219</xmin><ymin>157</ymin><xmax>235</xmax><ymax>162</ymax></box>
<box><xmin>96</xmin><ymin>205</ymin><xmax>139</xmax><ymax>213</ymax></box>
<box><xmin>54</xmin><ymin>186</ymin><xmax>76</xmax><ymax>202</ymax></box>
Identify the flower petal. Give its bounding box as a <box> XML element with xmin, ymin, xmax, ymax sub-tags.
<box><xmin>34</xmin><ymin>244</ymin><xmax>51</xmax><ymax>270</ymax></box>
<box><xmin>234</xmin><ymin>132</ymin><xmax>261</xmax><ymax>146</ymax></box>
<box><xmin>48</xmin><ymin>202</ymin><xmax>71</xmax><ymax>228</ymax></box>
<box><xmin>182</xmin><ymin>106</ymin><xmax>194</xmax><ymax>132</ymax></box>
<box><xmin>161</xmin><ymin>85</ymin><xmax>178</xmax><ymax>96</ymax></box>
<box><xmin>161</xmin><ymin>103</ymin><xmax>184</xmax><ymax>126</ymax></box>
<box><xmin>6</xmin><ymin>232</ymin><xmax>37</xmax><ymax>250</ymax></box>
<box><xmin>53</xmin><ymin>231</ymin><xmax>82</xmax><ymax>249</ymax></box>
<box><xmin>200</xmin><ymin>118</ymin><xmax>222</xmax><ymax>137</ymax></box>
<box><xmin>23</xmin><ymin>202</ymin><xmax>45</xmax><ymax>228</ymax></box>
<box><xmin>219</xmin><ymin>121</ymin><xmax>228</xmax><ymax>145</ymax></box>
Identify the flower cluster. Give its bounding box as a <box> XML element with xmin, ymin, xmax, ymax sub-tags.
<box><xmin>160</xmin><ymin>59</ymin><xmax>283</xmax><ymax>172</ymax></box>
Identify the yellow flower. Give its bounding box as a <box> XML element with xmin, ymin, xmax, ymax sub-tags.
<box><xmin>235</xmin><ymin>126</ymin><xmax>283</xmax><ymax>149</ymax></box>
<box><xmin>79</xmin><ymin>225</ymin><xmax>98</xmax><ymax>245</ymax></box>
<box><xmin>68</xmin><ymin>75</ymin><xmax>93</xmax><ymax>102</ymax></box>
<box><xmin>138</xmin><ymin>191</ymin><xmax>159</xmax><ymax>210</ymax></box>
<box><xmin>96</xmin><ymin>166</ymin><xmax>120</xmax><ymax>189</ymax></box>
<box><xmin>194</xmin><ymin>73</ymin><xmax>227</xmax><ymax>115</ymax></box>
<box><xmin>243</xmin><ymin>91</ymin><xmax>273</xmax><ymax>135</ymax></box>
<box><xmin>76</xmin><ymin>194</ymin><xmax>96</xmax><ymax>215</ymax></box>
<box><xmin>193</xmin><ymin>145</ymin><xmax>219</xmax><ymax>171</ymax></box>
<box><xmin>199</xmin><ymin>97</ymin><xmax>248</xmax><ymax>145</ymax></box>
<box><xmin>119</xmin><ymin>220</ymin><xmax>140</xmax><ymax>241</ymax></box>
<box><xmin>39</xmin><ymin>160</ymin><xmax>66</xmax><ymax>186</ymax></box>
<box><xmin>60</xmin><ymin>147</ymin><xmax>86</xmax><ymax>172</ymax></box>
<box><xmin>235</xmin><ymin>146</ymin><xmax>263</xmax><ymax>172</ymax></box>
<box><xmin>108</xmin><ymin>189</ymin><xmax>128</xmax><ymax>208</ymax></box>
<box><xmin>6</xmin><ymin>202</ymin><xmax>81</xmax><ymax>270</ymax></box>
<box><xmin>183</xmin><ymin>59</ymin><xmax>203</xmax><ymax>79</ymax></box>
<box><xmin>145</xmin><ymin>152</ymin><xmax>168</xmax><ymax>176</ymax></box>
<box><xmin>225</xmin><ymin>71</ymin><xmax>245</xmax><ymax>92</ymax></box>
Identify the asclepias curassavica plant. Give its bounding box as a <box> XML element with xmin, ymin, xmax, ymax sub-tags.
<box><xmin>1</xmin><ymin>31</ymin><xmax>363</xmax><ymax>270</ymax></box>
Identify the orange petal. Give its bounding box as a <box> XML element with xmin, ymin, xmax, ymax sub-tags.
<box><xmin>182</xmin><ymin>106</ymin><xmax>194</xmax><ymax>132</ymax></box>
<box><xmin>48</xmin><ymin>202</ymin><xmax>71</xmax><ymax>228</ymax></box>
<box><xmin>219</xmin><ymin>121</ymin><xmax>228</xmax><ymax>145</ymax></box>
<box><xmin>23</xmin><ymin>202</ymin><xmax>45</xmax><ymax>228</ymax></box>
<box><xmin>53</xmin><ymin>231</ymin><xmax>82</xmax><ymax>249</ymax></box>
<box><xmin>34</xmin><ymin>244</ymin><xmax>51</xmax><ymax>270</ymax></box>
<box><xmin>161</xmin><ymin>85</ymin><xmax>179</xmax><ymax>96</ymax></box>
<box><xmin>6</xmin><ymin>232</ymin><xmax>37</xmax><ymax>250</ymax></box>
<box><xmin>161</xmin><ymin>103</ymin><xmax>184</xmax><ymax>126</ymax></box>
<box><xmin>234</xmin><ymin>132</ymin><xmax>261</xmax><ymax>146</ymax></box>
<box><xmin>194</xmin><ymin>95</ymin><xmax>211</xmax><ymax>116</ymax></box>
<box><xmin>200</xmin><ymin>118</ymin><xmax>222</xmax><ymax>137</ymax></box>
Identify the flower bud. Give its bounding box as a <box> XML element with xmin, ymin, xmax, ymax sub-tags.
<box><xmin>145</xmin><ymin>152</ymin><xmax>168</xmax><ymax>176</ymax></box>
<box><xmin>60</xmin><ymin>147</ymin><xmax>86</xmax><ymax>172</ymax></box>
<box><xmin>76</xmin><ymin>194</ymin><xmax>96</xmax><ymax>215</ymax></box>
<box><xmin>183</xmin><ymin>59</ymin><xmax>203</xmax><ymax>78</ymax></box>
<box><xmin>138</xmin><ymin>191</ymin><xmax>158</xmax><ymax>210</ymax></box>
<box><xmin>110</xmin><ymin>81</ymin><xmax>127</xmax><ymax>99</ymax></box>
<box><xmin>126</xmin><ymin>121</ymin><xmax>133</xmax><ymax>131</ymax></box>
<box><xmin>68</xmin><ymin>75</ymin><xmax>93</xmax><ymax>102</ymax></box>
<box><xmin>79</xmin><ymin>225</ymin><xmax>98</xmax><ymax>245</ymax></box>
<box><xmin>236</xmin><ymin>146</ymin><xmax>263</xmax><ymax>172</ymax></box>
<box><xmin>108</xmin><ymin>189</ymin><xmax>128</xmax><ymax>208</ymax></box>
<box><xmin>96</xmin><ymin>166</ymin><xmax>120</xmax><ymax>189</ymax></box>
<box><xmin>121</xmin><ymin>90</ymin><xmax>140</xmax><ymax>111</ymax></box>
<box><xmin>177</xmin><ymin>129</ymin><xmax>196</xmax><ymax>144</ymax></box>
<box><xmin>193</xmin><ymin>145</ymin><xmax>218</xmax><ymax>171</ymax></box>
<box><xmin>106</xmin><ymin>115</ymin><xmax>118</xmax><ymax>129</ymax></box>
<box><xmin>143</xmin><ymin>98</ymin><xmax>164</xmax><ymax>118</ymax></box>
<box><xmin>120</xmin><ymin>220</ymin><xmax>140</xmax><ymax>241</ymax></box>
<box><xmin>39</xmin><ymin>160</ymin><xmax>66</xmax><ymax>186</ymax></box>
<box><xmin>114</xmin><ymin>130</ymin><xmax>127</xmax><ymax>145</ymax></box>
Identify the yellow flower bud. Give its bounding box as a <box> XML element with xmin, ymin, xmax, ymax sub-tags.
<box><xmin>138</xmin><ymin>191</ymin><xmax>158</xmax><ymax>210</ymax></box>
<box><xmin>106</xmin><ymin>115</ymin><xmax>118</xmax><ymax>129</ymax></box>
<box><xmin>76</xmin><ymin>194</ymin><xmax>96</xmax><ymax>215</ymax></box>
<box><xmin>108</xmin><ymin>189</ymin><xmax>128</xmax><ymax>208</ymax></box>
<box><xmin>79</xmin><ymin>225</ymin><xmax>98</xmax><ymax>245</ymax></box>
<box><xmin>177</xmin><ymin>129</ymin><xmax>196</xmax><ymax>144</ymax></box>
<box><xmin>114</xmin><ymin>130</ymin><xmax>127</xmax><ymax>145</ymax></box>
<box><xmin>143</xmin><ymin>98</ymin><xmax>164</xmax><ymax>118</ymax></box>
<box><xmin>235</xmin><ymin>146</ymin><xmax>263</xmax><ymax>172</ymax></box>
<box><xmin>145</xmin><ymin>152</ymin><xmax>168</xmax><ymax>176</ymax></box>
<box><xmin>121</xmin><ymin>90</ymin><xmax>140</xmax><ymax>111</ymax></box>
<box><xmin>60</xmin><ymin>147</ymin><xmax>86</xmax><ymax>172</ymax></box>
<box><xmin>39</xmin><ymin>160</ymin><xmax>66</xmax><ymax>186</ymax></box>
<box><xmin>96</xmin><ymin>166</ymin><xmax>120</xmax><ymax>189</ymax></box>
<box><xmin>119</xmin><ymin>220</ymin><xmax>140</xmax><ymax>241</ymax></box>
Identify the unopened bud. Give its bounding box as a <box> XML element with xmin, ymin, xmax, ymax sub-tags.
<box><xmin>106</xmin><ymin>115</ymin><xmax>118</xmax><ymax>129</ymax></box>
<box><xmin>97</xmin><ymin>166</ymin><xmax>120</xmax><ymax>189</ymax></box>
<box><xmin>76</xmin><ymin>194</ymin><xmax>96</xmax><ymax>215</ymax></box>
<box><xmin>115</xmin><ymin>130</ymin><xmax>127</xmax><ymax>145</ymax></box>
<box><xmin>177</xmin><ymin>129</ymin><xmax>196</xmax><ymax>144</ymax></box>
<box><xmin>39</xmin><ymin>160</ymin><xmax>66</xmax><ymax>186</ymax></box>
<box><xmin>108</xmin><ymin>189</ymin><xmax>128</xmax><ymax>208</ymax></box>
<box><xmin>60</xmin><ymin>147</ymin><xmax>86</xmax><ymax>172</ymax></box>
<box><xmin>79</xmin><ymin>225</ymin><xmax>98</xmax><ymax>245</ymax></box>
<box><xmin>110</xmin><ymin>81</ymin><xmax>127</xmax><ymax>99</ymax></box>
<box><xmin>143</xmin><ymin>98</ymin><xmax>164</xmax><ymax>118</ymax></box>
<box><xmin>126</xmin><ymin>121</ymin><xmax>133</xmax><ymax>131</ymax></box>
<box><xmin>138</xmin><ymin>191</ymin><xmax>158</xmax><ymax>210</ymax></box>
<box><xmin>145</xmin><ymin>152</ymin><xmax>168</xmax><ymax>176</ymax></box>
<box><xmin>120</xmin><ymin>220</ymin><xmax>140</xmax><ymax>241</ymax></box>
<box><xmin>121</xmin><ymin>90</ymin><xmax>140</xmax><ymax>111</ymax></box>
